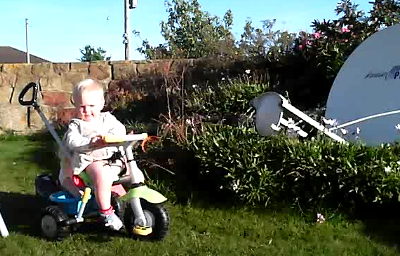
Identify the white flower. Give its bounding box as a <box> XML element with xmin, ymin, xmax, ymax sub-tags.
<box><xmin>316</xmin><ymin>213</ymin><xmax>325</xmax><ymax>224</ymax></box>
<box><xmin>395</xmin><ymin>124</ymin><xmax>400</xmax><ymax>130</ymax></box>
<box><xmin>379</xmin><ymin>143</ymin><xmax>391</xmax><ymax>148</ymax></box>
<box><xmin>221</xmin><ymin>77</ymin><xmax>226</xmax><ymax>81</ymax></box>
<box><xmin>356</xmin><ymin>127</ymin><xmax>361</xmax><ymax>134</ymax></box>
<box><xmin>245</xmin><ymin>69</ymin><xmax>251</xmax><ymax>74</ymax></box>
<box><xmin>340</xmin><ymin>128</ymin><xmax>348</xmax><ymax>135</ymax></box>
<box><xmin>384</xmin><ymin>166</ymin><xmax>392</xmax><ymax>173</ymax></box>
<box><xmin>322</xmin><ymin>117</ymin><xmax>337</xmax><ymax>126</ymax></box>
<box><xmin>231</xmin><ymin>180</ymin><xmax>239</xmax><ymax>192</ymax></box>
<box><xmin>192</xmin><ymin>84</ymin><xmax>197</xmax><ymax>88</ymax></box>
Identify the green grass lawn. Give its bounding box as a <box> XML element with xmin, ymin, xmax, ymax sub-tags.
<box><xmin>0</xmin><ymin>136</ymin><xmax>399</xmax><ymax>256</ymax></box>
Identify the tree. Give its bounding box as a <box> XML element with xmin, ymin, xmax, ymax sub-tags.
<box><xmin>135</xmin><ymin>0</ymin><xmax>298</xmax><ymax>63</ymax></box>
<box><xmin>78</xmin><ymin>45</ymin><xmax>111</xmax><ymax>62</ymax></box>
<box><xmin>136</xmin><ymin>0</ymin><xmax>236</xmax><ymax>60</ymax></box>
<box><xmin>303</xmin><ymin>0</ymin><xmax>400</xmax><ymax>81</ymax></box>
<box><xmin>367</xmin><ymin>0</ymin><xmax>400</xmax><ymax>32</ymax></box>
<box><xmin>238</xmin><ymin>18</ymin><xmax>297</xmax><ymax>63</ymax></box>
<box><xmin>279</xmin><ymin>0</ymin><xmax>400</xmax><ymax>109</ymax></box>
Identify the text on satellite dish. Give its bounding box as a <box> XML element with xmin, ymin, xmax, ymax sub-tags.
<box><xmin>364</xmin><ymin>65</ymin><xmax>400</xmax><ymax>80</ymax></box>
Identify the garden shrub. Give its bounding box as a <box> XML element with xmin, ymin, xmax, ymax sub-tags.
<box><xmin>186</xmin><ymin>125</ymin><xmax>400</xmax><ymax>210</ymax></box>
<box><xmin>105</xmin><ymin>79</ymin><xmax>168</xmax><ymax>124</ymax></box>
<box><xmin>185</xmin><ymin>80</ymin><xmax>269</xmax><ymax>123</ymax></box>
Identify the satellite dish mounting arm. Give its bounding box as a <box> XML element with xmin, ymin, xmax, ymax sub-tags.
<box><xmin>280</xmin><ymin>97</ymin><xmax>347</xmax><ymax>143</ymax></box>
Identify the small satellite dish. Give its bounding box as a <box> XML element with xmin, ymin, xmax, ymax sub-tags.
<box><xmin>325</xmin><ymin>24</ymin><xmax>400</xmax><ymax>146</ymax></box>
<box><xmin>251</xmin><ymin>92</ymin><xmax>344</xmax><ymax>141</ymax></box>
<box><xmin>250</xmin><ymin>92</ymin><xmax>284</xmax><ymax>136</ymax></box>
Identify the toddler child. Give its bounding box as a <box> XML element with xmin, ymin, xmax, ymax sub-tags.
<box><xmin>59</xmin><ymin>78</ymin><xmax>126</xmax><ymax>231</ymax></box>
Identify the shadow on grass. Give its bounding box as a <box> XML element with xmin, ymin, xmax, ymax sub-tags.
<box><xmin>0</xmin><ymin>191</ymin><xmax>44</xmax><ymax>237</ymax></box>
<box><xmin>75</xmin><ymin>223</ymin><xmax>132</xmax><ymax>243</ymax></box>
<box><xmin>356</xmin><ymin>203</ymin><xmax>400</xmax><ymax>249</ymax></box>
<box><xmin>363</xmin><ymin>218</ymin><xmax>400</xmax><ymax>248</ymax></box>
<box><xmin>0</xmin><ymin>131</ymin><xmax>61</xmax><ymax>176</ymax></box>
<box><xmin>27</xmin><ymin>132</ymin><xmax>61</xmax><ymax>176</ymax></box>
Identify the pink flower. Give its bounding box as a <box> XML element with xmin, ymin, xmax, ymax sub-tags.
<box><xmin>341</xmin><ymin>26</ymin><xmax>350</xmax><ymax>33</ymax></box>
<box><xmin>313</xmin><ymin>31</ymin><xmax>321</xmax><ymax>39</ymax></box>
<box><xmin>298</xmin><ymin>38</ymin><xmax>310</xmax><ymax>50</ymax></box>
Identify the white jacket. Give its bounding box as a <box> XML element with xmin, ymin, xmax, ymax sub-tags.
<box><xmin>60</xmin><ymin>112</ymin><xmax>126</xmax><ymax>178</ymax></box>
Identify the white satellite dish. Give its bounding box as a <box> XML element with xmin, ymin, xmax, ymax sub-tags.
<box><xmin>325</xmin><ymin>24</ymin><xmax>400</xmax><ymax>146</ymax></box>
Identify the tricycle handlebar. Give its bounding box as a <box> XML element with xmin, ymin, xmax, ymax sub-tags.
<box><xmin>103</xmin><ymin>133</ymin><xmax>148</xmax><ymax>143</ymax></box>
<box><xmin>74</xmin><ymin>133</ymin><xmax>149</xmax><ymax>152</ymax></box>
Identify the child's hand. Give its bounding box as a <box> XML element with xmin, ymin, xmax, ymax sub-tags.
<box><xmin>90</xmin><ymin>134</ymin><xmax>105</xmax><ymax>147</ymax></box>
<box><xmin>78</xmin><ymin>190</ymin><xmax>84</xmax><ymax>197</ymax></box>
<box><xmin>70</xmin><ymin>189</ymin><xmax>84</xmax><ymax>199</ymax></box>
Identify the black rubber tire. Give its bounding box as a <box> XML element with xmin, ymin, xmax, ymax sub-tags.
<box><xmin>40</xmin><ymin>205</ymin><xmax>71</xmax><ymax>240</ymax></box>
<box><xmin>124</xmin><ymin>199</ymin><xmax>169</xmax><ymax>241</ymax></box>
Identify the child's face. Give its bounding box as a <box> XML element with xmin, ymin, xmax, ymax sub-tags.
<box><xmin>75</xmin><ymin>90</ymin><xmax>104</xmax><ymax>122</ymax></box>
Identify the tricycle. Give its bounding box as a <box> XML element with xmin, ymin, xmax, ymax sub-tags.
<box><xmin>18</xmin><ymin>82</ymin><xmax>169</xmax><ymax>241</ymax></box>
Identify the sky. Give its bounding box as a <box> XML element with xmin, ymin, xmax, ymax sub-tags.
<box><xmin>0</xmin><ymin>0</ymin><xmax>373</xmax><ymax>63</ymax></box>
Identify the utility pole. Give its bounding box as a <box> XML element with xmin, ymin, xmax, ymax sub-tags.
<box><xmin>124</xmin><ymin>0</ymin><xmax>137</xmax><ymax>60</ymax></box>
<box><xmin>25</xmin><ymin>18</ymin><xmax>30</xmax><ymax>64</ymax></box>
<box><xmin>124</xmin><ymin>0</ymin><xmax>130</xmax><ymax>60</ymax></box>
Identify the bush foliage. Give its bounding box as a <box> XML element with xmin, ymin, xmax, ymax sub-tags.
<box><xmin>185</xmin><ymin>78</ymin><xmax>268</xmax><ymax>118</ymax></box>
<box><xmin>185</xmin><ymin>125</ymin><xmax>400</xmax><ymax>209</ymax></box>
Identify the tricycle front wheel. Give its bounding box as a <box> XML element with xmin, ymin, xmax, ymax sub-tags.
<box><xmin>124</xmin><ymin>199</ymin><xmax>169</xmax><ymax>240</ymax></box>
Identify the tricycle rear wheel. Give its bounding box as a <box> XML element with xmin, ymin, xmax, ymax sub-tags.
<box><xmin>40</xmin><ymin>205</ymin><xmax>71</xmax><ymax>240</ymax></box>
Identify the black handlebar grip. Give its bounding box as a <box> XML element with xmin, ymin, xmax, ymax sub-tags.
<box><xmin>18</xmin><ymin>82</ymin><xmax>38</xmax><ymax>106</ymax></box>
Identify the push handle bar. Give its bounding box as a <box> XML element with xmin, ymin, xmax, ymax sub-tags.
<box><xmin>18</xmin><ymin>82</ymin><xmax>39</xmax><ymax>106</ymax></box>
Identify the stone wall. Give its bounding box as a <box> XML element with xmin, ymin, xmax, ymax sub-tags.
<box><xmin>0</xmin><ymin>58</ymin><xmax>239</xmax><ymax>134</ymax></box>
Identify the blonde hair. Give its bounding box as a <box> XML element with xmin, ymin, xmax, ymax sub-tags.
<box><xmin>72</xmin><ymin>79</ymin><xmax>104</xmax><ymax>105</ymax></box>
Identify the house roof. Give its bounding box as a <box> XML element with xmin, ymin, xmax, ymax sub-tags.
<box><xmin>0</xmin><ymin>46</ymin><xmax>50</xmax><ymax>63</ymax></box>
